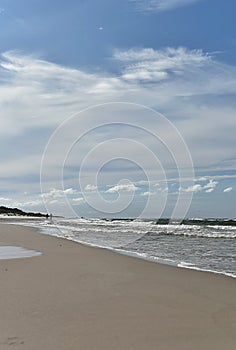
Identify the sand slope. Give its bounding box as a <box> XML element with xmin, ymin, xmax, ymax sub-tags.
<box><xmin>0</xmin><ymin>223</ymin><xmax>235</xmax><ymax>349</ymax></box>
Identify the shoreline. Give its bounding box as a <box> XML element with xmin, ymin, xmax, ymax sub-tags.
<box><xmin>2</xmin><ymin>217</ymin><xmax>235</xmax><ymax>279</ymax></box>
<box><xmin>0</xmin><ymin>223</ymin><xmax>236</xmax><ymax>349</ymax></box>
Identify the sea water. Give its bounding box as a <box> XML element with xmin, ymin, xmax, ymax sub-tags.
<box><xmin>15</xmin><ymin>217</ymin><xmax>236</xmax><ymax>278</ymax></box>
<box><xmin>0</xmin><ymin>246</ymin><xmax>42</xmax><ymax>259</ymax></box>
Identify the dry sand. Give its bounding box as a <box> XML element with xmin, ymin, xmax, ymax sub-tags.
<box><xmin>0</xmin><ymin>223</ymin><xmax>235</xmax><ymax>349</ymax></box>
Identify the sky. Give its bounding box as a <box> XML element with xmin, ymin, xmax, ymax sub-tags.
<box><xmin>0</xmin><ymin>0</ymin><xmax>236</xmax><ymax>218</ymax></box>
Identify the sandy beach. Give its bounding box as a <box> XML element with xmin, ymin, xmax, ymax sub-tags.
<box><xmin>0</xmin><ymin>223</ymin><xmax>235</xmax><ymax>349</ymax></box>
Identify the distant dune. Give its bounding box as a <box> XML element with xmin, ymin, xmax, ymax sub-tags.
<box><xmin>0</xmin><ymin>205</ymin><xmax>48</xmax><ymax>217</ymax></box>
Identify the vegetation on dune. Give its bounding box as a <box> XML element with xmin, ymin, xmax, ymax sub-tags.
<box><xmin>0</xmin><ymin>206</ymin><xmax>48</xmax><ymax>217</ymax></box>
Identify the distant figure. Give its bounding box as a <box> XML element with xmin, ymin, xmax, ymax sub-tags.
<box><xmin>49</xmin><ymin>213</ymin><xmax>53</xmax><ymax>223</ymax></box>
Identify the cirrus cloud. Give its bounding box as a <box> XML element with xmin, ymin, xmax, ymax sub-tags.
<box><xmin>0</xmin><ymin>47</ymin><xmax>236</xmax><ymax>216</ymax></box>
<box><xmin>130</xmin><ymin>0</ymin><xmax>204</xmax><ymax>13</ymax></box>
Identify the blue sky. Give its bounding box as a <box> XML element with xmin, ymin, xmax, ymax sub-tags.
<box><xmin>0</xmin><ymin>0</ymin><xmax>236</xmax><ymax>218</ymax></box>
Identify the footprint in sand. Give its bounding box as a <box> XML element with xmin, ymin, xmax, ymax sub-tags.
<box><xmin>1</xmin><ymin>337</ymin><xmax>24</xmax><ymax>346</ymax></box>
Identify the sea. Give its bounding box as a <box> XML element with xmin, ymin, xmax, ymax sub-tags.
<box><xmin>10</xmin><ymin>216</ymin><xmax>236</xmax><ymax>279</ymax></box>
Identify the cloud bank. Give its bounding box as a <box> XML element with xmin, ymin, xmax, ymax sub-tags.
<box><xmin>0</xmin><ymin>47</ymin><xmax>236</xmax><ymax>215</ymax></box>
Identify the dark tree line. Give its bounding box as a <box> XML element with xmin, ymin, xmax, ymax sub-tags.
<box><xmin>0</xmin><ymin>206</ymin><xmax>48</xmax><ymax>217</ymax></box>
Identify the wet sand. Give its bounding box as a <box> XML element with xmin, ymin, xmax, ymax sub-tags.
<box><xmin>0</xmin><ymin>223</ymin><xmax>235</xmax><ymax>349</ymax></box>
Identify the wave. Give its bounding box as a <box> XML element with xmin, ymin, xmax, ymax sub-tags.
<box><xmin>7</xmin><ymin>216</ymin><xmax>236</xmax><ymax>239</ymax></box>
<box><xmin>4</xmin><ymin>217</ymin><xmax>236</xmax><ymax>279</ymax></box>
<box><xmin>113</xmin><ymin>248</ymin><xmax>236</xmax><ymax>279</ymax></box>
<box><xmin>144</xmin><ymin>230</ymin><xmax>236</xmax><ymax>239</ymax></box>
<box><xmin>155</xmin><ymin>218</ymin><xmax>236</xmax><ymax>226</ymax></box>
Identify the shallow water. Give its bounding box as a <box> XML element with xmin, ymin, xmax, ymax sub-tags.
<box><xmin>15</xmin><ymin>217</ymin><xmax>235</xmax><ymax>278</ymax></box>
<box><xmin>0</xmin><ymin>245</ymin><xmax>42</xmax><ymax>260</ymax></box>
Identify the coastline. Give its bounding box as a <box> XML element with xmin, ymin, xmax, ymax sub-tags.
<box><xmin>0</xmin><ymin>223</ymin><xmax>236</xmax><ymax>349</ymax></box>
<box><xmin>3</xmin><ymin>216</ymin><xmax>235</xmax><ymax>278</ymax></box>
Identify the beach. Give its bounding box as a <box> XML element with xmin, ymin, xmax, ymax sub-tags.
<box><xmin>0</xmin><ymin>223</ymin><xmax>235</xmax><ymax>349</ymax></box>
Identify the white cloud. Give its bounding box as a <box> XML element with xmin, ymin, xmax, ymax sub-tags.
<box><xmin>197</xmin><ymin>174</ymin><xmax>236</xmax><ymax>182</ymax></box>
<box><xmin>0</xmin><ymin>197</ymin><xmax>11</xmax><ymax>203</ymax></box>
<box><xmin>64</xmin><ymin>188</ymin><xmax>77</xmax><ymax>195</ymax></box>
<box><xmin>0</xmin><ymin>50</ymin><xmax>104</xmax><ymax>136</ymax></box>
<box><xmin>205</xmin><ymin>188</ymin><xmax>214</xmax><ymax>193</ymax></box>
<box><xmin>140</xmin><ymin>191</ymin><xmax>156</xmax><ymax>196</ymax></box>
<box><xmin>20</xmin><ymin>199</ymin><xmax>43</xmax><ymax>207</ymax></box>
<box><xmin>106</xmin><ymin>183</ymin><xmax>138</xmax><ymax>193</ymax></box>
<box><xmin>1</xmin><ymin>48</ymin><xmax>236</xmax><ymax>215</ymax></box>
<box><xmin>41</xmin><ymin>188</ymin><xmax>77</xmax><ymax>199</ymax></box>
<box><xmin>223</xmin><ymin>187</ymin><xmax>233</xmax><ymax>193</ymax></box>
<box><xmin>48</xmin><ymin>200</ymin><xmax>58</xmax><ymax>205</ymax></box>
<box><xmin>203</xmin><ymin>179</ymin><xmax>218</xmax><ymax>191</ymax></box>
<box><xmin>85</xmin><ymin>184</ymin><xmax>97</xmax><ymax>191</ymax></box>
<box><xmin>130</xmin><ymin>0</ymin><xmax>203</xmax><ymax>13</ymax></box>
<box><xmin>182</xmin><ymin>184</ymin><xmax>202</xmax><ymax>193</ymax></box>
<box><xmin>181</xmin><ymin>179</ymin><xmax>218</xmax><ymax>194</ymax></box>
<box><xmin>114</xmin><ymin>47</ymin><xmax>210</xmax><ymax>82</ymax></box>
<box><xmin>72</xmin><ymin>197</ymin><xmax>84</xmax><ymax>203</ymax></box>
<box><xmin>114</xmin><ymin>46</ymin><xmax>208</xmax><ymax>64</ymax></box>
<box><xmin>0</xmin><ymin>196</ymin><xmax>44</xmax><ymax>210</ymax></box>
<box><xmin>198</xmin><ymin>176</ymin><xmax>207</xmax><ymax>181</ymax></box>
